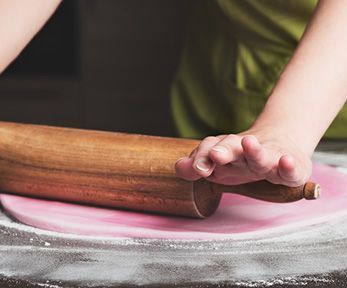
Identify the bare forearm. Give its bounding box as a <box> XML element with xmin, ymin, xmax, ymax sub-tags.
<box><xmin>252</xmin><ymin>0</ymin><xmax>347</xmax><ymax>155</ymax></box>
<box><xmin>0</xmin><ymin>0</ymin><xmax>61</xmax><ymax>73</ymax></box>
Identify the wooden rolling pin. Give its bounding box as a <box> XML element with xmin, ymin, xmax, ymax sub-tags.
<box><xmin>0</xmin><ymin>122</ymin><xmax>320</xmax><ymax>218</ymax></box>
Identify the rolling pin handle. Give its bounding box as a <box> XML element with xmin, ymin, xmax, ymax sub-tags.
<box><xmin>211</xmin><ymin>180</ymin><xmax>321</xmax><ymax>203</ymax></box>
<box><xmin>303</xmin><ymin>182</ymin><xmax>321</xmax><ymax>200</ymax></box>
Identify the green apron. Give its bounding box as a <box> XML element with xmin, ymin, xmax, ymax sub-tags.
<box><xmin>171</xmin><ymin>0</ymin><xmax>347</xmax><ymax>139</ymax></box>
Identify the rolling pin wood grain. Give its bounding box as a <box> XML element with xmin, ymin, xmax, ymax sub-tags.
<box><xmin>0</xmin><ymin>122</ymin><xmax>320</xmax><ymax>218</ymax></box>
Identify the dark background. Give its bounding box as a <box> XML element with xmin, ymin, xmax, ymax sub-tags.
<box><xmin>0</xmin><ymin>0</ymin><xmax>195</xmax><ymax>137</ymax></box>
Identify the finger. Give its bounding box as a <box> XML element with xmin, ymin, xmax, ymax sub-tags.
<box><xmin>175</xmin><ymin>157</ymin><xmax>201</xmax><ymax>181</ymax></box>
<box><xmin>206</xmin><ymin>164</ymin><xmax>260</xmax><ymax>185</ymax></box>
<box><xmin>241</xmin><ymin>135</ymin><xmax>273</xmax><ymax>174</ymax></box>
<box><xmin>278</xmin><ymin>154</ymin><xmax>303</xmax><ymax>185</ymax></box>
<box><xmin>208</xmin><ymin>134</ymin><xmax>243</xmax><ymax>165</ymax></box>
<box><xmin>192</xmin><ymin>136</ymin><xmax>219</xmax><ymax>177</ymax></box>
<box><xmin>189</xmin><ymin>148</ymin><xmax>197</xmax><ymax>158</ymax></box>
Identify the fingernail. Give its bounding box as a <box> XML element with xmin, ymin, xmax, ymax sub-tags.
<box><xmin>195</xmin><ymin>158</ymin><xmax>211</xmax><ymax>172</ymax></box>
<box><xmin>212</xmin><ymin>146</ymin><xmax>228</xmax><ymax>154</ymax></box>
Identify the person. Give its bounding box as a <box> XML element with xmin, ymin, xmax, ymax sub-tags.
<box><xmin>173</xmin><ymin>0</ymin><xmax>347</xmax><ymax>187</ymax></box>
<box><xmin>0</xmin><ymin>0</ymin><xmax>346</xmax><ymax>190</ymax></box>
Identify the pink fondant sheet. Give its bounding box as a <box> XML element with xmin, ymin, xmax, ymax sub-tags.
<box><xmin>1</xmin><ymin>163</ymin><xmax>346</xmax><ymax>240</ymax></box>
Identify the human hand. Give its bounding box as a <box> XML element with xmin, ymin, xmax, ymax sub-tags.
<box><xmin>175</xmin><ymin>129</ymin><xmax>313</xmax><ymax>187</ymax></box>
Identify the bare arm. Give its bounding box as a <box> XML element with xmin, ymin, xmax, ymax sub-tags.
<box><xmin>0</xmin><ymin>0</ymin><xmax>62</xmax><ymax>73</ymax></box>
<box><xmin>176</xmin><ymin>0</ymin><xmax>347</xmax><ymax>187</ymax></box>
<box><xmin>254</xmin><ymin>0</ymin><xmax>347</xmax><ymax>155</ymax></box>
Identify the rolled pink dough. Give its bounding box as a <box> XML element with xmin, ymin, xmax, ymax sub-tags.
<box><xmin>1</xmin><ymin>163</ymin><xmax>346</xmax><ymax>240</ymax></box>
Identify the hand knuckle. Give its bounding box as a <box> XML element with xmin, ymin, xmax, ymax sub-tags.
<box><xmin>204</xmin><ymin>136</ymin><xmax>218</xmax><ymax>143</ymax></box>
